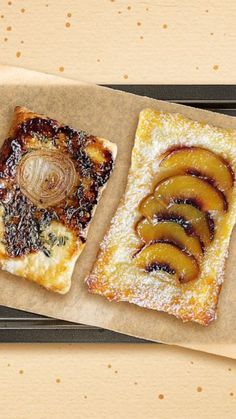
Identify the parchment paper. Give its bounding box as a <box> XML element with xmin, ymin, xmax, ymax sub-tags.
<box><xmin>0</xmin><ymin>65</ymin><xmax>235</xmax><ymax>358</ymax></box>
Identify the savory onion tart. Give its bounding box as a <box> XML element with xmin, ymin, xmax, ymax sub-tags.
<box><xmin>87</xmin><ymin>109</ymin><xmax>236</xmax><ymax>326</ymax></box>
<box><xmin>0</xmin><ymin>106</ymin><xmax>117</xmax><ymax>293</ymax></box>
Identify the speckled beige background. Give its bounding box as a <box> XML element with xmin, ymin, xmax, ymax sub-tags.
<box><xmin>1</xmin><ymin>0</ymin><xmax>236</xmax><ymax>84</ymax></box>
<box><xmin>0</xmin><ymin>1</ymin><xmax>236</xmax><ymax>418</ymax></box>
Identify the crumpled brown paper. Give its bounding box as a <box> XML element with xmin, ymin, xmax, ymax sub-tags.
<box><xmin>0</xmin><ymin>65</ymin><xmax>235</xmax><ymax>358</ymax></box>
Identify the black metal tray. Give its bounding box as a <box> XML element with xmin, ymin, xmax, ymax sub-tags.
<box><xmin>1</xmin><ymin>84</ymin><xmax>236</xmax><ymax>343</ymax></box>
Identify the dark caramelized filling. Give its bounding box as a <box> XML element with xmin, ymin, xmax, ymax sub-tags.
<box><xmin>145</xmin><ymin>262</ymin><xmax>175</xmax><ymax>275</ymax></box>
<box><xmin>153</xmin><ymin>213</ymin><xmax>192</xmax><ymax>234</ymax></box>
<box><xmin>0</xmin><ymin>117</ymin><xmax>114</xmax><ymax>258</ymax></box>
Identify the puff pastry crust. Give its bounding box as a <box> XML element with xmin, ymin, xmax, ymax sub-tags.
<box><xmin>87</xmin><ymin>109</ymin><xmax>236</xmax><ymax>325</ymax></box>
<box><xmin>0</xmin><ymin>107</ymin><xmax>117</xmax><ymax>293</ymax></box>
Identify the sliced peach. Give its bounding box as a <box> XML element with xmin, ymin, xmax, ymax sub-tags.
<box><xmin>159</xmin><ymin>147</ymin><xmax>234</xmax><ymax>193</ymax></box>
<box><xmin>138</xmin><ymin>195</ymin><xmax>213</xmax><ymax>247</ymax></box>
<box><xmin>168</xmin><ymin>203</ymin><xmax>213</xmax><ymax>247</ymax></box>
<box><xmin>138</xmin><ymin>194</ymin><xmax>167</xmax><ymax>220</ymax></box>
<box><xmin>154</xmin><ymin>175</ymin><xmax>227</xmax><ymax>212</ymax></box>
<box><xmin>136</xmin><ymin>218</ymin><xmax>203</xmax><ymax>261</ymax></box>
<box><xmin>135</xmin><ymin>242</ymin><xmax>199</xmax><ymax>283</ymax></box>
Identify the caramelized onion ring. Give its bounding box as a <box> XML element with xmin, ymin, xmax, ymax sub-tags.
<box><xmin>16</xmin><ymin>149</ymin><xmax>76</xmax><ymax>208</ymax></box>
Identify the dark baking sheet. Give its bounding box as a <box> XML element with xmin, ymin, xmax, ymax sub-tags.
<box><xmin>0</xmin><ymin>84</ymin><xmax>236</xmax><ymax>343</ymax></box>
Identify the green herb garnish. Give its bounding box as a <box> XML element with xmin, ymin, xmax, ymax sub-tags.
<box><xmin>32</xmin><ymin>132</ymin><xmax>49</xmax><ymax>143</ymax></box>
<box><xmin>42</xmin><ymin>233</ymin><xmax>69</xmax><ymax>257</ymax></box>
<box><xmin>48</xmin><ymin>232</ymin><xmax>58</xmax><ymax>246</ymax></box>
<box><xmin>57</xmin><ymin>236</ymin><xmax>69</xmax><ymax>246</ymax></box>
<box><xmin>42</xmin><ymin>247</ymin><xmax>51</xmax><ymax>258</ymax></box>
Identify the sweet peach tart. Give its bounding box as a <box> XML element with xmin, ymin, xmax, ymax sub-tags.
<box><xmin>87</xmin><ymin>109</ymin><xmax>236</xmax><ymax>325</ymax></box>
